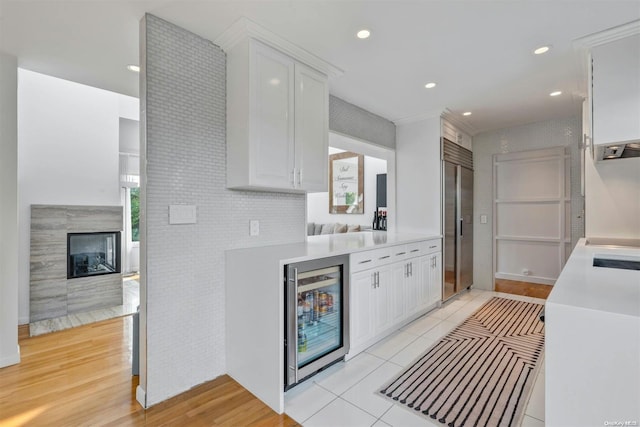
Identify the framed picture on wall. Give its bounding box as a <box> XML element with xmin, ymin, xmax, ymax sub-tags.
<box><xmin>329</xmin><ymin>151</ymin><xmax>364</xmax><ymax>214</ymax></box>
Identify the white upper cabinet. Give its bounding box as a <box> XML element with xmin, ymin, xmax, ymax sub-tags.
<box><xmin>226</xmin><ymin>38</ymin><xmax>328</xmax><ymax>192</ymax></box>
<box><xmin>441</xmin><ymin>119</ymin><xmax>472</xmax><ymax>151</ymax></box>
<box><xmin>591</xmin><ymin>34</ymin><xmax>640</xmax><ymax>146</ymax></box>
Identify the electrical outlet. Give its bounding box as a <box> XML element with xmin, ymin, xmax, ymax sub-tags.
<box><xmin>250</xmin><ymin>220</ymin><xmax>259</xmax><ymax>236</ymax></box>
<box><xmin>480</xmin><ymin>214</ymin><xmax>488</xmax><ymax>224</ymax></box>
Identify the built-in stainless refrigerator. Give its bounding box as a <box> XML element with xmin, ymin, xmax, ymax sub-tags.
<box><xmin>443</xmin><ymin>139</ymin><xmax>473</xmax><ymax>300</ymax></box>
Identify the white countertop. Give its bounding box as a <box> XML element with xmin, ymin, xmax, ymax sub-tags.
<box><xmin>226</xmin><ymin>231</ymin><xmax>440</xmax><ymax>264</ymax></box>
<box><xmin>547</xmin><ymin>238</ymin><xmax>640</xmax><ymax>317</ymax></box>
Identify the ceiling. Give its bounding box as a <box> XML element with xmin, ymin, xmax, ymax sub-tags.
<box><xmin>2</xmin><ymin>1</ymin><xmax>639</xmax><ymax>134</ymax></box>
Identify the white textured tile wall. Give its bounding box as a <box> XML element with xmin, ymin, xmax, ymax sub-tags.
<box><xmin>142</xmin><ymin>14</ymin><xmax>305</xmax><ymax>406</ymax></box>
<box><xmin>472</xmin><ymin>116</ymin><xmax>583</xmax><ymax>290</ymax></box>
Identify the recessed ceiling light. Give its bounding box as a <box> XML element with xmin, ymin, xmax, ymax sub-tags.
<box><xmin>356</xmin><ymin>29</ymin><xmax>370</xmax><ymax>39</ymax></box>
<box><xmin>424</xmin><ymin>82</ymin><xmax>437</xmax><ymax>89</ymax></box>
<box><xmin>550</xmin><ymin>91</ymin><xmax>562</xmax><ymax>97</ymax></box>
<box><xmin>127</xmin><ymin>64</ymin><xmax>140</xmax><ymax>73</ymax></box>
<box><xmin>534</xmin><ymin>46</ymin><xmax>550</xmax><ymax>55</ymax></box>
<box><xmin>463</xmin><ymin>112</ymin><xmax>472</xmax><ymax>116</ymax></box>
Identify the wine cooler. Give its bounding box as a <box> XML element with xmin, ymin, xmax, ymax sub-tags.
<box><xmin>284</xmin><ymin>255</ymin><xmax>349</xmax><ymax>390</ymax></box>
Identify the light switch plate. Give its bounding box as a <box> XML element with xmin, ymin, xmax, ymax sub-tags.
<box><xmin>480</xmin><ymin>214</ymin><xmax>488</xmax><ymax>224</ymax></box>
<box><xmin>250</xmin><ymin>220</ymin><xmax>259</xmax><ymax>236</ymax></box>
<box><xmin>169</xmin><ymin>205</ymin><xmax>197</xmax><ymax>224</ymax></box>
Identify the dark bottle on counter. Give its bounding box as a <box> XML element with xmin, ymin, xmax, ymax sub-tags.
<box><xmin>373</xmin><ymin>211</ymin><xmax>379</xmax><ymax>230</ymax></box>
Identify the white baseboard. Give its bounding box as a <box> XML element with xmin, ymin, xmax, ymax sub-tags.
<box><xmin>495</xmin><ymin>272</ymin><xmax>555</xmax><ymax>286</ymax></box>
<box><xmin>0</xmin><ymin>345</ymin><xmax>20</xmax><ymax>368</ymax></box>
<box><xmin>136</xmin><ymin>385</ymin><xmax>147</xmax><ymax>409</ymax></box>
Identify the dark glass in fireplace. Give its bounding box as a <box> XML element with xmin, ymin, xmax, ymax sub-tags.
<box><xmin>67</xmin><ymin>232</ymin><xmax>121</xmax><ymax>279</ymax></box>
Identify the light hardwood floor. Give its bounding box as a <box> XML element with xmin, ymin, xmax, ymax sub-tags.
<box><xmin>495</xmin><ymin>278</ymin><xmax>553</xmax><ymax>299</ymax></box>
<box><xmin>1</xmin><ymin>316</ymin><xmax>299</xmax><ymax>427</ymax></box>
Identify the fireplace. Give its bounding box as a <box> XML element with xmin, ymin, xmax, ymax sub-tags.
<box><xmin>67</xmin><ymin>232</ymin><xmax>121</xmax><ymax>279</ymax></box>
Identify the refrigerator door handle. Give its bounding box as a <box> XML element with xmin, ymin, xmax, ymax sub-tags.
<box><xmin>288</xmin><ymin>267</ymin><xmax>299</xmax><ymax>385</ymax></box>
<box><xmin>460</xmin><ymin>218</ymin><xmax>464</xmax><ymax>238</ymax></box>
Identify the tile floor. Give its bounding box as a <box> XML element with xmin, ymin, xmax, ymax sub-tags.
<box><xmin>29</xmin><ymin>278</ymin><xmax>140</xmax><ymax>336</ymax></box>
<box><xmin>285</xmin><ymin>289</ymin><xmax>546</xmax><ymax>427</ymax></box>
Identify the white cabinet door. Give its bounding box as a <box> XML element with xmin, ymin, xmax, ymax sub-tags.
<box><xmin>294</xmin><ymin>63</ymin><xmax>328</xmax><ymax>192</ymax></box>
<box><xmin>389</xmin><ymin>262</ymin><xmax>407</xmax><ymax>327</ymax></box>
<box><xmin>372</xmin><ymin>267</ymin><xmax>391</xmax><ymax>334</ymax></box>
<box><xmin>429</xmin><ymin>253</ymin><xmax>442</xmax><ymax>306</ymax></box>
<box><xmin>350</xmin><ymin>270</ymin><xmax>376</xmax><ymax>349</ymax></box>
<box><xmin>404</xmin><ymin>259</ymin><xmax>419</xmax><ymax>316</ymax></box>
<box><xmin>591</xmin><ymin>34</ymin><xmax>640</xmax><ymax>146</ymax></box>
<box><xmin>415</xmin><ymin>255</ymin><xmax>431</xmax><ymax>313</ymax></box>
<box><xmin>250</xmin><ymin>41</ymin><xmax>295</xmax><ymax>189</ymax></box>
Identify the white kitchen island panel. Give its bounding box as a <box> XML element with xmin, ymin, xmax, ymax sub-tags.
<box><xmin>546</xmin><ymin>238</ymin><xmax>640</xmax><ymax>426</ymax></box>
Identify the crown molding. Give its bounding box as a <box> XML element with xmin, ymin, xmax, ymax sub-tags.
<box><xmin>573</xmin><ymin>19</ymin><xmax>640</xmax><ymax>50</ymax></box>
<box><xmin>572</xmin><ymin>19</ymin><xmax>640</xmax><ymax>102</ymax></box>
<box><xmin>214</xmin><ymin>16</ymin><xmax>344</xmax><ymax>78</ymax></box>
<box><xmin>392</xmin><ymin>108</ymin><xmax>445</xmax><ymax>126</ymax></box>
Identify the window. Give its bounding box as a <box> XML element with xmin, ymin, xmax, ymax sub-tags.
<box><xmin>130</xmin><ymin>187</ymin><xmax>140</xmax><ymax>242</ymax></box>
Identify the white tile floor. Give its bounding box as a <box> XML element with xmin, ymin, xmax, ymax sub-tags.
<box><xmin>284</xmin><ymin>289</ymin><xmax>546</xmax><ymax>427</ymax></box>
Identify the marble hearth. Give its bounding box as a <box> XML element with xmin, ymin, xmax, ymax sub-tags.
<box><xmin>30</xmin><ymin>205</ymin><xmax>123</xmax><ymax>322</ymax></box>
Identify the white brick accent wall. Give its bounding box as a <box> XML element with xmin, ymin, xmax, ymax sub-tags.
<box><xmin>141</xmin><ymin>14</ymin><xmax>305</xmax><ymax>406</ymax></box>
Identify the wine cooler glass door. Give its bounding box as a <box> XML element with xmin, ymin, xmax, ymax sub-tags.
<box><xmin>295</xmin><ymin>266</ymin><xmax>342</xmax><ymax>367</ymax></box>
<box><xmin>286</xmin><ymin>255</ymin><xmax>348</xmax><ymax>389</ymax></box>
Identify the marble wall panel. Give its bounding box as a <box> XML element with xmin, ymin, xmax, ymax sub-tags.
<box><xmin>30</xmin><ymin>205</ymin><xmax>123</xmax><ymax>322</ymax></box>
<box><xmin>66</xmin><ymin>206</ymin><xmax>122</xmax><ymax>232</ymax></box>
<box><xmin>67</xmin><ymin>274</ymin><xmax>122</xmax><ymax>314</ymax></box>
<box><xmin>30</xmin><ymin>279</ymin><xmax>67</xmax><ymax>322</ymax></box>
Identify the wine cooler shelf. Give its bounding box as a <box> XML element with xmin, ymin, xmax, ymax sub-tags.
<box><xmin>298</xmin><ymin>310</ymin><xmax>340</xmax><ymax>365</ymax></box>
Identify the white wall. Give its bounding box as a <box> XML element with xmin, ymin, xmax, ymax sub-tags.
<box><xmin>396</xmin><ymin>116</ymin><xmax>441</xmax><ymax>235</ymax></box>
<box><xmin>0</xmin><ymin>53</ymin><xmax>20</xmax><ymax>367</ymax></box>
<box><xmin>307</xmin><ymin>146</ymin><xmax>387</xmax><ymax>228</ymax></box>
<box><xmin>17</xmin><ymin>69</ymin><xmax>138</xmax><ymax>323</ymax></box>
<box><xmin>473</xmin><ymin>116</ymin><xmax>582</xmax><ymax>290</ymax></box>
<box><xmin>585</xmin><ymin>154</ymin><xmax>640</xmax><ymax>238</ymax></box>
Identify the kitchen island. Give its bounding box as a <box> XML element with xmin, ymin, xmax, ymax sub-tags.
<box><xmin>225</xmin><ymin>231</ymin><xmax>440</xmax><ymax>414</ymax></box>
<box><xmin>546</xmin><ymin>238</ymin><xmax>640</xmax><ymax>426</ymax></box>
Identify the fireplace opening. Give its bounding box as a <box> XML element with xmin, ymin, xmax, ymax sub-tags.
<box><xmin>67</xmin><ymin>232</ymin><xmax>121</xmax><ymax>279</ymax></box>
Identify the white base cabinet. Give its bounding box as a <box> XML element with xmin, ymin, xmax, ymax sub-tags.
<box><xmin>348</xmin><ymin>239</ymin><xmax>442</xmax><ymax>358</ymax></box>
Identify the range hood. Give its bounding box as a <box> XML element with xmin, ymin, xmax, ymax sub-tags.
<box><xmin>595</xmin><ymin>141</ymin><xmax>640</xmax><ymax>161</ymax></box>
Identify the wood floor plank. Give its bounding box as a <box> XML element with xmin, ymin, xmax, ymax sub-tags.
<box><xmin>0</xmin><ymin>316</ymin><xmax>299</xmax><ymax>427</ymax></box>
<box><xmin>495</xmin><ymin>278</ymin><xmax>553</xmax><ymax>299</ymax></box>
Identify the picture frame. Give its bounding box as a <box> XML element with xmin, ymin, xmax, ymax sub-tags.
<box><xmin>329</xmin><ymin>151</ymin><xmax>364</xmax><ymax>214</ymax></box>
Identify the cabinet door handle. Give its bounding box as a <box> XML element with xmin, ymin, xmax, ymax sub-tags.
<box><xmin>291</xmin><ymin>168</ymin><xmax>296</xmax><ymax>188</ymax></box>
<box><xmin>371</xmin><ymin>272</ymin><xmax>376</xmax><ymax>289</ymax></box>
<box><xmin>410</xmin><ymin>249</ymin><xmax>420</xmax><ymax>253</ymax></box>
<box><xmin>359</xmin><ymin>259</ymin><xmax>372</xmax><ymax>264</ymax></box>
<box><xmin>396</xmin><ymin>252</ymin><xmax>406</xmax><ymax>256</ymax></box>
<box><xmin>379</xmin><ymin>255</ymin><xmax>390</xmax><ymax>260</ymax></box>
<box><xmin>376</xmin><ymin>271</ymin><xmax>380</xmax><ymax>288</ymax></box>
<box><xmin>298</xmin><ymin>168</ymin><xmax>303</xmax><ymax>187</ymax></box>
<box><xmin>429</xmin><ymin>245</ymin><xmax>437</xmax><ymax>249</ymax></box>
<box><xmin>409</xmin><ymin>262</ymin><xmax>413</xmax><ymax>277</ymax></box>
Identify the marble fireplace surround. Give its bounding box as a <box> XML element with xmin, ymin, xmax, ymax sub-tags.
<box><xmin>30</xmin><ymin>205</ymin><xmax>123</xmax><ymax>322</ymax></box>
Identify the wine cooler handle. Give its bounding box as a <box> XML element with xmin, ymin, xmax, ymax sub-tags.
<box><xmin>288</xmin><ymin>267</ymin><xmax>299</xmax><ymax>385</ymax></box>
